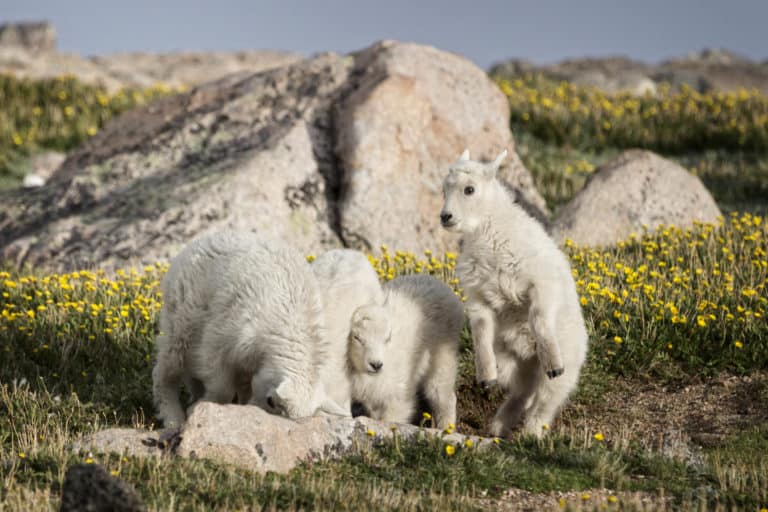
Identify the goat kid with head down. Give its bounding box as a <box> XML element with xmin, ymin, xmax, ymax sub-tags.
<box><xmin>152</xmin><ymin>231</ymin><xmax>349</xmax><ymax>429</ymax></box>
<box><xmin>440</xmin><ymin>149</ymin><xmax>588</xmax><ymax>438</ymax></box>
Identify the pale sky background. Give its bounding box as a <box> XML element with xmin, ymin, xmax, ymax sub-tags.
<box><xmin>2</xmin><ymin>0</ymin><xmax>767</xmax><ymax>69</ymax></box>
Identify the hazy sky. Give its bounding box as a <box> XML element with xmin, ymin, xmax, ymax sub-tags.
<box><xmin>3</xmin><ymin>1</ymin><xmax>767</xmax><ymax>68</ymax></box>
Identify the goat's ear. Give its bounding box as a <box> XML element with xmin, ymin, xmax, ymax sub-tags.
<box><xmin>485</xmin><ymin>149</ymin><xmax>508</xmax><ymax>177</ymax></box>
<box><xmin>459</xmin><ymin>148</ymin><xmax>470</xmax><ymax>162</ymax></box>
<box><xmin>273</xmin><ymin>379</ymin><xmax>290</xmax><ymax>402</ymax></box>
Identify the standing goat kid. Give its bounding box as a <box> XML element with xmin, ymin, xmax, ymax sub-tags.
<box><xmin>440</xmin><ymin>149</ymin><xmax>588</xmax><ymax>438</ymax></box>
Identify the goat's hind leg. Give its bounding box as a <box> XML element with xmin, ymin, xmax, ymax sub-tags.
<box><xmin>489</xmin><ymin>354</ymin><xmax>536</xmax><ymax>438</ymax></box>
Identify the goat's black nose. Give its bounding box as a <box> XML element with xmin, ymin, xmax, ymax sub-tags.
<box><xmin>440</xmin><ymin>212</ymin><xmax>453</xmax><ymax>224</ymax></box>
<box><xmin>369</xmin><ymin>361</ymin><xmax>383</xmax><ymax>371</ymax></box>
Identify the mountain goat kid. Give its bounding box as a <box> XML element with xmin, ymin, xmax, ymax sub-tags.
<box><xmin>311</xmin><ymin>249</ymin><xmax>385</xmax><ymax>414</ymax></box>
<box><xmin>440</xmin><ymin>149</ymin><xmax>588</xmax><ymax>438</ymax></box>
<box><xmin>349</xmin><ymin>274</ymin><xmax>463</xmax><ymax>429</ymax></box>
<box><xmin>152</xmin><ymin>231</ymin><xmax>348</xmax><ymax>428</ymax></box>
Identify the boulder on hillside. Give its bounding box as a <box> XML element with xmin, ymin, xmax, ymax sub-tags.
<box><xmin>0</xmin><ymin>58</ymin><xmax>349</xmax><ymax>270</ymax></box>
<box><xmin>0</xmin><ymin>41</ymin><xmax>545</xmax><ymax>271</ymax></box>
<box><xmin>0</xmin><ymin>22</ymin><xmax>56</xmax><ymax>53</ymax></box>
<box><xmin>551</xmin><ymin>150</ymin><xmax>722</xmax><ymax>247</ymax></box>
<box><xmin>72</xmin><ymin>402</ymin><xmax>494</xmax><ymax>475</ymax></box>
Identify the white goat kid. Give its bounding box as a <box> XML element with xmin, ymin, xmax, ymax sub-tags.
<box><xmin>152</xmin><ymin>231</ymin><xmax>348</xmax><ymax>428</ymax></box>
<box><xmin>348</xmin><ymin>274</ymin><xmax>463</xmax><ymax>429</ymax></box>
<box><xmin>440</xmin><ymin>149</ymin><xmax>588</xmax><ymax>438</ymax></box>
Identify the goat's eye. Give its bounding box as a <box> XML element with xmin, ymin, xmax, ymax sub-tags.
<box><xmin>354</xmin><ymin>335</ymin><xmax>364</xmax><ymax>345</ymax></box>
<box><xmin>464</xmin><ymin>186</ymin><xmax>475</xmax><ymax>196</ymax></box>
<box><xmin>267</xmin><ymin>396</ymin><xmax>275</xmax><ymax>409</ymax></box>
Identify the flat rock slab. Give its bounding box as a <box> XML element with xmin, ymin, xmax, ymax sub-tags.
<box><xmin>72</xmin><ymin>402</ymin><xmax>494</xmax><ymax>474</ymax></box>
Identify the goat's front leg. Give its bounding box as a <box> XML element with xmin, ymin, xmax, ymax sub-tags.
<box><xmin>528</xmin><ymin>282</ymin><xmax>564</xmax><ymax>379</ymax></box>
<box><xmin>467</xmin><ymin>301</ymin><xmax>498</xmax><ymax>388</ymax></box>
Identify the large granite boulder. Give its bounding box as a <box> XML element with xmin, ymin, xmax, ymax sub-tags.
<box><xmin>0</xmin><ymin>57</ymin><xmax>348</xmax><ymax>270</ymax></box>
<box><xmin>336</xmin><ymin>41</ymin><xmax>546</xmax><ymax>252</ymax></box>
<box><xmin>0</xmin><ymin>41</ymin><xmax>544</xmax><ymax>271</ymax></box>
<box><xmin>551</xmin><ymin>150</ymin><xmax>722</xmax><ymax>247</ymax></box>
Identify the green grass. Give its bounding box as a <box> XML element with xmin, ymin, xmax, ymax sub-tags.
<box><xmin>1</xmin><ymin>240</ymin><xmax>766</xmax><ymax>509</ymax></box>
<box><xmin>2</xmin><ymin>381</ymin><xmax>753</xmax><ymax>511</ymax></box>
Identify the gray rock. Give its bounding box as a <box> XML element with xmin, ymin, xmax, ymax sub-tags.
<box><xmin>551</xmin><ymin>150</ymin><xmax>721</xmax><ymax>247</ymax></box>
<box><xmin>0</xmin><ymin>41</ymin><xmax>541</xmax><ymax>271</ymax></box>
<box><xmin>60</xmin><ymin>463</ymin><xmax>145</xmax><ymax>512</ymax></box>
<box><xmin>336</xmin><ymin>40</ymin><xmax>547</xmax><ymax>252</ymax></box>
<box><xmin>74</xmin><ymin>402</ymin><xmax>494</xmax><ymax>474</ymax></box>
<box><xmin>0</xmin><ymin>22</ymin><xmax>56</xmax><ymax>53</ymax></box>
<box><xmin>566</xmin><ymin>69</ymin><xmax>656</xmax><ymax>96</ymax></box>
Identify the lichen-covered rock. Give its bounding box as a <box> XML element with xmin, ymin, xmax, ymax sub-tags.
<box><xmin>551</xmin><ymin>150</ymin><xmax>722</xmax><ymax>247</ymax></box>
<box><xmin>0</xmin><ymin>41</ymin><xmax>542</xmax><ymax>271</ymax></box>
<box><xmin>0</xmin><ymin>55</ymin><xmax>351</xmax><ymax>270</ymax></box>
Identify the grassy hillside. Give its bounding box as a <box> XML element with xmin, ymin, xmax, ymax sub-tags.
<box><xmin>2</xmin><ymin>226</ymin><xmax>767</xmax><ymax>509</ymax></box>
<box><xmin>0</xmin><ymin>74</ymin><xmax>179</xmax><ymax>188</ymax></box>
<box><xmin>1</xmin><ymin>73</ymin><xmax>767</xmax><ymax>510</ymax></box>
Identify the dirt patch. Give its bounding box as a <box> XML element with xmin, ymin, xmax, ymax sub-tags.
<box><xmin>478</xmin><ymin>487</ymin><xmax>675</xmax><ymax>511</ymax></box>
<box><xmin>457</xmin><ymin>371</ymin><xmax>768</xmax><ymax>453</ymax></box>
<box><xmin>561</xmin><ymin>372</ymin><xmax>768</xmax><ymax>452</ymax></box>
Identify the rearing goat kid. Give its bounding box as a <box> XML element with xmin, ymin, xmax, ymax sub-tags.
<box><xmin>440</xmin><ymin>149</ymin><xmax>588</xmax><ymax>438</ymax></box>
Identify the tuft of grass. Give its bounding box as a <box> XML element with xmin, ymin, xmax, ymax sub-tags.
<box><xmin>706</xmin><ymin>427</ymin><xmax>768</xmax><ymax>508</ymax></box>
